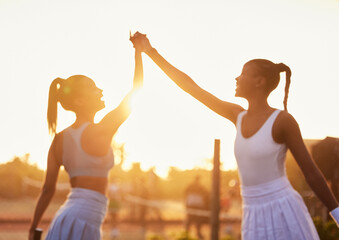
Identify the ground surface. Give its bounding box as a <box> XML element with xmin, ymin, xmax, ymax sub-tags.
<box><xmin>0</xmin><ymin>197</ymin><xmax>241</xmax><ymax>240</ymax></box>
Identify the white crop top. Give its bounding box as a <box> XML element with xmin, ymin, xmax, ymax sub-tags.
<box><xmin>62</xmin><ymin>123</ymin><xmax>114</xmax><ymax>178</ymax></box>
<box><xmin>234</xmin><ymin>110</ymin><xmax>287</xmax><ymax>186</ymax></box>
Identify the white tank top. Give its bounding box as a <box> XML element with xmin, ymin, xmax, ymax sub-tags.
<box><xmin>234</xmin><ymin>110</ymin><xmax>287</xmax><ymax>186</ymax></box>
<box><xmin>62</xmin><ymin>122</ymin><xmax>114</xmax><ymax>178</ymax></box>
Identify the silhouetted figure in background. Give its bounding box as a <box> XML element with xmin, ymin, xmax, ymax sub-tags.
<box><xmin>184</xmin><ymin>175</ymin><xmax>209</xmax><ymax>240</ymax></box>
<box><xmin>108</xmin><ymin>181</ymin><xmax>122</xmax><ymax>239</ymax></box>
<box><xmin>137</xmin><ymin>177</ymin><xmax>149</xmax><ymax>227</ymax></box>
<box><xmin>147</xmin><ymin>169</ymin><xmax>163</xmax><ymax>221</ymax></box>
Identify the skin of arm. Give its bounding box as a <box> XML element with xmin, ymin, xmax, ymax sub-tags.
<box><xmin>134</xmin><ymin>35</ymin><xmax>243</xmax><ymax>125</ymax></box>
<box><xmin>277</xmin><ymin>112</ymin><xmax>338</xmax><ymax>211</ymax></box>
<box><xmin>86</xmin><ymin>49</ymin><xmax>143</xmax><ymax>155</ymax></box>
<box><xmin>29</xmin><ymin>136</ymin><xmax>61</xmax><ymax>239</ymax></box>
<box><xmin>147</xmin><ymin>49</ymin><xmax>243</xmax><ymax>124</ymax></box>
<box><xmin>100</xmin><ymin>49</ymin><xmax>143</xmax><ymax>133</ymax></box>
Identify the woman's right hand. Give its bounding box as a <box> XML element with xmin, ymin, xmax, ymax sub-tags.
<box><xmin>130</xmin><ymin>32</ymin><xmax>153</xmax><ymax>53</ymax></box>
<box><xmin>28</xmin><ymin>228</ymin><xmax>35</xmax><ymax>240</ymax></box>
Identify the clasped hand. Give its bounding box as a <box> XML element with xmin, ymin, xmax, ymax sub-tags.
<box><xmin>130</xmin><ymin>31</ymin><xmax>153</xmax><ymax>53</ymax></box>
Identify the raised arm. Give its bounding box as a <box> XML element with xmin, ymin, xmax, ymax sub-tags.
<box><xmin>86</xmin><ymin>42</ymin><xmax>143</xmax><ymax>154</ymax></box>
<box><xmin>278</xmin><ymin>113</ymin><xmax>339</xmax><ymax>222</ymax></box>
<box><xmin>29</xmin><ymin>136</ymin><xmax>61</xmax><ymax>239</ymax></box>
<box><xmin>99</xmin><ymin>48</ymin><xmax>143</xmax><ymax>133</ymax></box>
<box><xmin>133</xmin><ymin>33</ymin><xmax>243</xmax><ymax>124</ymax></box>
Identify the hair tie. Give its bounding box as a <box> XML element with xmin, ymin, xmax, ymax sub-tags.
<box><xmin>275</xmin><ymin>63</ymin><xmax>285</xmax><ymax>72</ymax></box>
<box><xmin>52</xmin><ymin>78</ymin><xmax>66</xmax><ymax>100</ymax></box>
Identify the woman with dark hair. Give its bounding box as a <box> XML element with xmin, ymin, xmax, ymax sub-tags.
<box><xmin>130</xmin><ymin>33</ymin><xmax>339</xmax><ymax>239</ymax></box>
<box><xmin>29</xmin><ymin>35</ymin><xmax>143</xmax><ymax>240</ymax></box>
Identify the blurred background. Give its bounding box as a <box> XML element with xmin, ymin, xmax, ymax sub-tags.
<box><xmin>0</xmin><ymin>0</ymin><xmax>339</xmax><ymax>239</ymax></box>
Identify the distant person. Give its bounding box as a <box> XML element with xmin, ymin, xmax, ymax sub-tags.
<box><xmin>136</xmin><ymin>177</ymin><xmax>149</xmax><ymax>227</ymax></box>
<box><xmin>29</xmin><ymin>34</ymin><xmax>143</xmax><ymax>240</ymax></box>
<box><xmin>220</xmin><ymin>190</ymin><xmax>231</xmax><ymax>213</ymax></box>
<box><xmin>149</xmin><ymin>170</ymin><xmax>163</xmax><ymax>221</ymax></box>
<box><xmin>108</xmin><ymin>182</ymin><xmax>122</xmax><ymax>239</ymax></box>
<box><xmin>184</xmin><ymin>175</ymin><xmax>209</xmax><ymax>240</ymax></box>
<box><xmin>130</xmin><ymin>33</ymin><xmax>339</xmax><ymax>239</ymax></box>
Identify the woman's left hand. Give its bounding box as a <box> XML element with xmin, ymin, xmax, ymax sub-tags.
<box><xmin>130</xmin><ymin>31</ymin><xmax>144</xmax><ymax>49</ymax></box>
<box><xmin>129</xmin><ymin>31</ymin><xmax>152</xmax><ymax>53</ymax></box>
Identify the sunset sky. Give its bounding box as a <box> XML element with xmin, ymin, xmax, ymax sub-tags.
<box><xmin>1</xmin><ymin>0</ymin><xmax>339</xmax><ymax>177</ymax></box>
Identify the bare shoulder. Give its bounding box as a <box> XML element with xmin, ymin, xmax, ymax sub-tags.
<box><xmin>51</xmin><ymin>132</ymin><xmax>63</xmax><ymax>166</ymax></box>
<box><xmin>54</xmin><ymin>131</ymin><xmax>64</xmax><ymax>148</ymax></box>
<box><xmin>275</xmin><ymin>110</ymin><xmax>299</xmax><ymax>127</ymax></box>
<box><xmin>273</xmin><ymin>110</ymin><xmax>301</xmax><ymax>143</ymax></box>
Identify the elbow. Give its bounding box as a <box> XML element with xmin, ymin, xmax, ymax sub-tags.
<box><xmin>304</xmin><ymin>168</ymin><xmax>327</xmax><ymax>188</ymax></box>
<box><xmin>41</xmin><ymin>185</ymin><xmax>56</xmax><ymax>197</ymax></box>
<box><xmin>300</xmin><ymin>160</ymin><xmax>323</xmax><ymax>184</ymax></box>
<box><xmin>304</xmin><ymin>174</ymin><xmax>317</xmax><ymax>187</ymax></box>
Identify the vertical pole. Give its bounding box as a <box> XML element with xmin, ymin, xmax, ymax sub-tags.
<box><xmin>210</xmin><ymin>139</ymin><xmax>220</xmax><ymax>240</ymax></box>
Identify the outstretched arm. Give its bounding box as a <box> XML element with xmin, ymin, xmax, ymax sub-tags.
<box><xmin>99</xmin><ymin>49</ymin><xmax>143</xmax><ymax>133</ymax></box>
<box><xmin>88</xmin><ymin>44</ymin><xmax>143</xmax><ymax>154</ymax></box>
<box><xmin>133</xmin><ymin>34</ymin><xmax>244</xmax><ymax>124</ymax></box>
<box><xmin>279</xmin><ymin>113</ymin><xmax>339</xmax><ymax>224</ymax></box>
<box><xmin>29</xmin><ymin>136</ymin><xmax>61</xmax><ymax>239</ymax></box>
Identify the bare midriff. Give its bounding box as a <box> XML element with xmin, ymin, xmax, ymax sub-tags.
<box><xmin>70</xmin><ymin>176</ymin><xmax>108</xmax><ymax>195</ymax></box>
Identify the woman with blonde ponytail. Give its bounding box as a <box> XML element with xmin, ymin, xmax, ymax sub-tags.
<box><xmin>29</xmin><ymin>34</ymin><xmax>144</xmax><ymax>240</ymax></box>
<box><xmin>47</xmin><ymin>77</ymin><xmax>64</xmax><ymax>135</ymax></box>
<box><xmin>130</xmin><ymin>33</ymin><xmax>339</xmax><ymax>239</ymax></box>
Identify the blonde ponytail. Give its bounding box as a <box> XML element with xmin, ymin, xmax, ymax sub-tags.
<box><xmin>47</xmin><ymin>78</ymin><xmax>63</xmax><ymax>136</ymax></box>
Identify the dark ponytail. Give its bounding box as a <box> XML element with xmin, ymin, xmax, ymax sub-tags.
<box><xmin>247</xmin><ymin>59</ymin><xmax>292</xmax><ymax>111</ymax></box>
<box><xmin>47</xmin><ymin>78</ymin><xmax>63</xmax><ymax>136</ymax></box>
<box><xmin>276</xmin><ymin>63</ymin><xmax>291</xmax><ymax>112</ymax></box>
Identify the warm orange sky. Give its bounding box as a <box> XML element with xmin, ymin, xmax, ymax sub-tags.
<box><xmin>1</xmin><ymin>0</ymin><xmax>339</xmax><ymax>177</ymax></box>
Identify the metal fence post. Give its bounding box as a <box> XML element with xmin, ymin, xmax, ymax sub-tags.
<box><xmin>210</xmin><ymin>139</ymin><xmax>220</xmax><ymax>240</ymax></box>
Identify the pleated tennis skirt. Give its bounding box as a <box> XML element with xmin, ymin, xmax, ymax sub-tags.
<box><xmin>45</xmin><ymin>188</ymin><xmax>108</xmax><ymax>240</ymax></box>
<box><xmin>241</xmin><ymin>176</ymin><xmax>319</xmax><ymax>240</ymax></box>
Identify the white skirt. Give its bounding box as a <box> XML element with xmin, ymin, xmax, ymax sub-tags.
<box><xmin>45</xmin><ymin>188</ymin><xmax>108</xmax><ymax>240</ymax></box>
<box><xmin>241</xmin><ymin>176</ymin><xmax>319</xmax><ymax>240</ymax></box>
